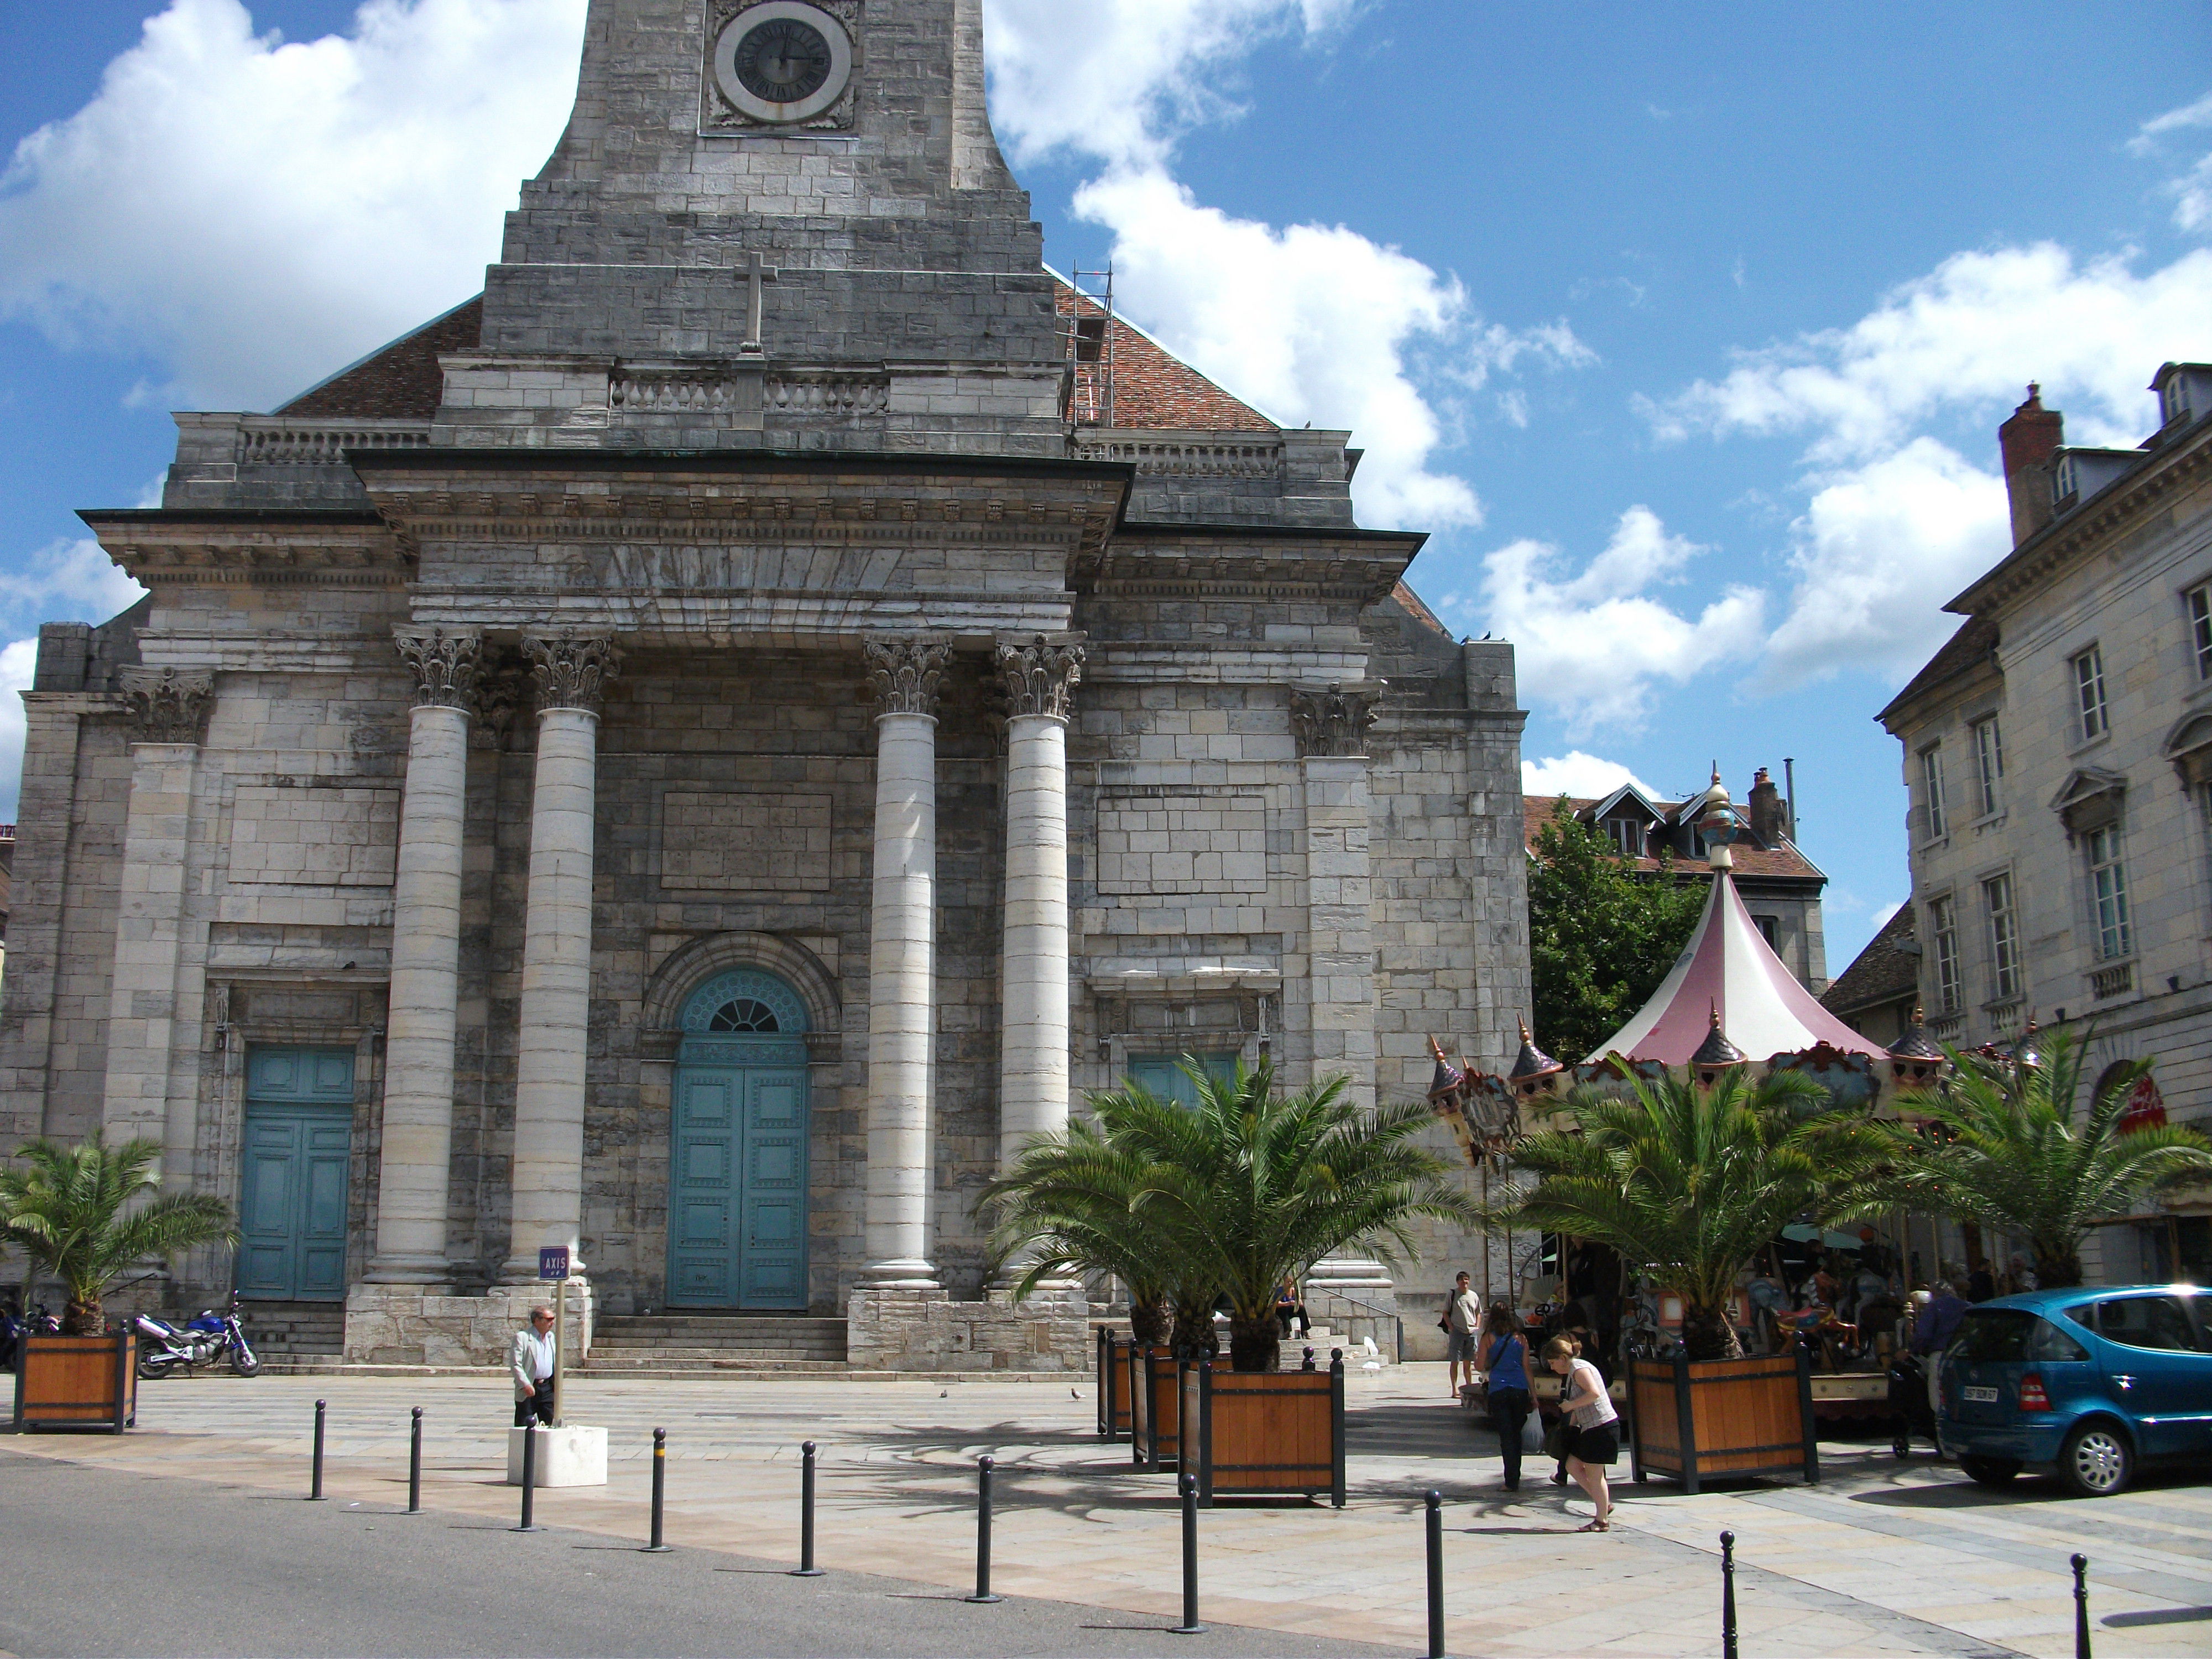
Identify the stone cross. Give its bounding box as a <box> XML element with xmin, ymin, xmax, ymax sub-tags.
<box><xmin>737</xmin><ymin>251</ymin><xmax>779</xmax><ymax>354</ymax></box>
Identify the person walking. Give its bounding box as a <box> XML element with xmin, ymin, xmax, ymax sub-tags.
<box><xmin>1444</xmin><ymin>1271</ymin><xmax>1483</xmax><ymax>1399</ymax></box>
<box><xmin>512</xmin><ymin>1303</ymin><xmax>557</xmax><ymax>1428</ymax></box>
<box><xmin>1543</xmin><ymin>1333</ymin><xmax>1617</xmax><ymax>1531</ymax></box>
<box><xmin>1477</xmin><ymin>1302</ymin><xmax>1532</xmax><ymax>1491</ymax></box>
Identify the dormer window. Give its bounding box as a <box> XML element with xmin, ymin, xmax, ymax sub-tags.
<box><xmin>1601</xmin><ymin>817</ymin><xmax>1644</xmax><ymax>858</ymax></box>
<box><xmin>2165</xmin><ymin>375</ymin><xmax>2194</xmax><ymax>427</ymax></box>
<box><xmin>2053</xmin><ymin>453</ymin><xmax>2077</xmax><ymax>505</ymax></box>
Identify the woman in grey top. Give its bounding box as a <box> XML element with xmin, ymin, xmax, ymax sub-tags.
<box><xmin>1543</xmin><ymin>1333</ymin><xmax>1617</xmax><ymax>1531</ymax></box>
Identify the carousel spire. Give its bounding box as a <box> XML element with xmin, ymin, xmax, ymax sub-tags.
<box><xmin>1886</xmin><ymin>1003</ymin><xmax>1944</xmax><ymax>1063</ymax></box>
<box><xmin>1508</xmin><ymin>1018</ymin><xmax>1564</xmax><ymax>1086</ymax></box>
<box><xmin>1691</xmin><ymin>1002</ymin><xmax>1747</xmax><ymax>1070</ymax></box>
<box><xmin>1425</xmin><ymin>1034</ymin><xmax>1466</xmax><ymax>1104</ymax></box>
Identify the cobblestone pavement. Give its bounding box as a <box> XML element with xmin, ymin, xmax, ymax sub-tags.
<box><xmin>6</xmin><ymin>1364</ymin><xmax>2208</xmax><ymax>1657</ymax></box>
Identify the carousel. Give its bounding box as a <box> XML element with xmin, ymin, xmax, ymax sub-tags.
<box><xmin>1426</xmin><ymin>774</ymin><xmax>1959</xmax><ymax>1426</ymax></box>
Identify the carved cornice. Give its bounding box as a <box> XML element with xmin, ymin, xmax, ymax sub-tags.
<box><xmin>995</xmin><ymin>634</ymin><xmax>1086</xmax><ymax>721</ymax></box>
<box><xmin>79</xmin><ymin>515</ymin><xmax>411</xmax><ymax>588</ymax></box>
<box><xmin>524</xmin><ymin>634</ymin><xmax>621</xmax><ymax>716</ymax></box>
<box><xmin>394</xmin><ymin>629</ymin><xmax>481</xmax><ymax>710</ymax></box>
<box><xmin>1290</xmin><ymin>684</ymin><xmax>1382</xmax><ymax>759</ymax></box>
<box><xmin>864</xmin><ymin>636</ymin><xmax>952</xmax><ymax>719</ymax></box>
<box><xmin>119</xmin><ymin>669</ymin><xmax>215</xmax><ymax>745</ymax></box>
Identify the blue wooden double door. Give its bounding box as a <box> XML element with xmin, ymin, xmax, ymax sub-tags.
<box><xmin>668</xmin><ymin>1058</ymin><xmax>810</xmax><ymax>1308</ymax></box>
<box><xmin>237</xmin><ymin>1047</ymin><xmax>354</xmax><ymax>1301</ymax></box>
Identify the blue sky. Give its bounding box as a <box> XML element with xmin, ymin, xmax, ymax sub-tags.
<box><xmin>2</xmin><ymin>1</ymin><xmax>2210</xmax><ymax>977</ymax></box>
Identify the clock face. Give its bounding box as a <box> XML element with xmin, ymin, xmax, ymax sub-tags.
<box><xmin>710</xmin><ymin>3</ymin><xmax>854</xmax><ymax>127</ymax></box>
<box><xmin>734</xmin><ymin>17</ymin><xmax>833</xmax><ymax>105</ymax></box>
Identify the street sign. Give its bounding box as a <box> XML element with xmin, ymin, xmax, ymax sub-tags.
<box><xmin>539</xmin><ymin>1246</ymin><xmax>570</xmax><ymax>1281</ymax></box>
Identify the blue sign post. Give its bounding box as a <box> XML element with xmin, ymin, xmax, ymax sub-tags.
<box><xmin>539</xmin><ymin>1246</ymin><xmax>570</xmax><ymax>1282</ymax></box>
<box><xmin>539</xmin><ymin>1247</ymin><xmax>571</xmax><ymax>1426</ymax></box>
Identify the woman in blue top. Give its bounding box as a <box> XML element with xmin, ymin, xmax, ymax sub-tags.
<box><xmin>1477</xmin><ymin>1302</ymin><xmax>1532</xmax><ymax>1491</ymax></box>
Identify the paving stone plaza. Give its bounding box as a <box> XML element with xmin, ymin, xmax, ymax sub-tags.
<box><xmin>6</xmin><ymin>1368</ymin><xmax>2208</xmax><ymax>1658</ymax></box>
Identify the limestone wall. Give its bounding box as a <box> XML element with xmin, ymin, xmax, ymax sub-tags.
<box><xmin>846</xmin><ymin>1288</ymin><xmax>1090</xmax><ymax>1373</ymax></box>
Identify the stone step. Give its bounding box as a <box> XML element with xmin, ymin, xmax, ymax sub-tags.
<box><xmin>232</xmin><ymin>1300</ymin><xmax>345</xmax><ymax>1356</ymax></box>
<box><xmin>589</xmin><ymin>1346</ymin><xmax>844</xmax><ymax>1361</ymax></box>
<box><xmin>576</xmin><ymin>1357</ymin><xmax>854</xmax><ymax>1374</ymax></box>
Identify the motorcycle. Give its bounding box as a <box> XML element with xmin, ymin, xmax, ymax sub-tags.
<box><xmin>1</xmin><ymin>1302</ymin><xmax>62</xmax><ymax>1371</ymax></box>
<box><xmin>133</xmin><ymin>1294</ymin><xmax>260</xmax><ymax>1379</ymax></box>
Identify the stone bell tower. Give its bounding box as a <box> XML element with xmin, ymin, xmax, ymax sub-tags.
<box><xmin>443</xmin><ymin>0</ymin><xmax>1065</xmax><ymax>455</ymax></box>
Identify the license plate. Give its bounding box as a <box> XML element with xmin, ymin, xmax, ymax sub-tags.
<box><xmin>1962</xmin><ymin>1385</ymin><xmax>1999</xmax><ymax>1403</ymax></box>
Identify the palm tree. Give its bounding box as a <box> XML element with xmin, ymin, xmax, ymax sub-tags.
<box><xmin>0</xmin><ymin>1135</ymin><xmax>237</xmax><ymax>1334</ymax></box>
<box><xmin>1889</xmin><ymin>1030</ymin><xmax>2212</xmax><ymax>1288</ymax></box>
<box><xmin>1510</xmin><ymin>1067</ymin><xmax>1893</xmax><ymax>1361</ymax></box>
<box><xmin>979</xmin><ymin>1107</ymin><xmax>1196</xmax><ymax>1348</ymax></box>
<box><xmin>1102</xmin><ymin>1061</ymin><xmax>1479</xmax><ymax>1373</ymax></box>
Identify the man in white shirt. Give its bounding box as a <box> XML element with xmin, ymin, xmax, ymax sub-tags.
<box><xmin>512</xmin><ymin>1305</ymin><xmax>556</xmax><ymax>1427</ymax></box>
<box><xmin>1444</xmin><ymin>1271</ymin><xmax>1483</xmax><ymax>1399</ymax></box>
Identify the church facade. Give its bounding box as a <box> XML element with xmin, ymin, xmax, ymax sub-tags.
<box><xmin>0</xmin><ymin>0</ymin><xmax>1528</xmax><ymax>1362</ymax></box>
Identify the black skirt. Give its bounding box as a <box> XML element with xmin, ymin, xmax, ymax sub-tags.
<box><xmin>1566</xmin><ymin>1422</ymin><xmax>1619</xmax><ymax>1465</ymax></box>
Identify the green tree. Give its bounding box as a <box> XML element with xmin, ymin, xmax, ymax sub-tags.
<box><xmin>0</xmin><ymin>1135</ymin><xmax>237</xmax><ymax>1334</ymax></box>
<box><xmin>1886</xmin><ymin>1031</ymin><xmax>2212</xmax><ymax>1287</ymax></box>
<box><xmin>1510</xmin><ymin>1068</ymin><xmax>1892</xmax><ymax>1360</ymax></box>
<box><xmin>1528</xmin><ymin>797</ymin><xmax>1706</xmax><ymax>1063</ymax></box>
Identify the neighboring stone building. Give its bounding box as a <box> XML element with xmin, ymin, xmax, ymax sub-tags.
<box><xmin>0</xmin><ymin>0</ymin><xmax>1530</xmax><ymax>1364</ymax></box>
<box><xmin>1819</xmin><ymin>904</ymin><xmax>1920</xmax><ymax>1051</ymax></box>
<box><xmin>1525</xmin><ymin>766</ymin><xmax>1831</xmax><ymax>995</ymax></box>
<box><xmin>1877</xmin><ymin>368</ymin><xmax>2212</xmax><ymax>1285</ymax></box>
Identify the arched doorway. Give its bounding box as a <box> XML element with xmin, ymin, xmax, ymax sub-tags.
<box><xmin>667</xmin><ymin>969</ymin><xmax>811</xmax><ymax>1310</ymax></box>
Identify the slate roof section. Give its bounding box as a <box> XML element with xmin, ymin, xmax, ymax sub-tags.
<box><xmin>1878</xmin><ymin>613</ymin><xmax>1999</xmax><ymax>727</ymax></box>
<box><xmin>276</xmin><ymin>297</ymin><xmax>483</xmax><ymax>420</ymax></box>
<box><xmin>1523</xmin><ymin>796</ymin><xmax>1824</xmax><ymax>881</ymax></box>
<box><xmin>1819</xmin><ymin>902</ymin><xmax>1919</xmax><ymax>1020</ymax></box>
<box><xmin>1055</xmin><ymin>281</ymin><xmax>1279</xmax><ymax>432</ymax></box>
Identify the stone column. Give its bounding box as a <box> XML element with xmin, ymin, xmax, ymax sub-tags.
<box><xmin>1290</xmin><ymin>686</ymin><xmax>1396</xmax><ymax>1339</ymax></box>
<box><xmin>367</xmin><ymin>631</ymin><xmax>480</xmax><ymax>1285</ymax></box>
<box><xmin>101</xmin><ymin>670</ymin><xmax>213</xmax><ymax>1176</ymax></box>
<box><xmin>860</xmin><ymin>636</ymin><xmax>949</xmax><ymax>1290</ymax></box>
<box><xmin>994</xmin><ymin>635</ymin><xmax>1083</xmax><ymax>1168</ymax></box>
<box><xmin>502</xmin><ymin>634</ymin><xmax>619</xmax><ymax>1284</ymax></box>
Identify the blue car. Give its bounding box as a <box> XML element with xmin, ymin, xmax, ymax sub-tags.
<box><xmin>1938</xmin><ymin>1284</ymin><xmax>2212</xmax><ymax>1497</ymax></box>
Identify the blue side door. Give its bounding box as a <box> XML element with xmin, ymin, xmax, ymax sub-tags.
<box><xmin>739</xmin><ymin>1069</ymin><xmax>807</xmax><ymax>1308</ymax></box>
<box><xmin>668</xmin><ymin>1061</ymin><xmax>810</xmax><ymax>1310</ymax></box>
<box><xmin>669</xmin><ymin>1067</ymin><xmax>740</xmax><ymax>1306</ymax></box>
<box><xmin>2083</xmin><ymin>1292</ymin><xmax>2212</xmax><ymax>1457</ymax></box>
<box><xmin>237</xmin><ymin>1047</ymin><xmax>354</xmax><ymax>1301</ymax></box>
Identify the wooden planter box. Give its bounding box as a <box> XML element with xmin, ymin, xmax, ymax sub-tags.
<box><xmin>1129</xmin><ymin>1346</ymin><xmax>1182</xmax><ymax>1470</ymax></box>
<box><xmin>1177</xmin><ymin>1354</ymin><xmax>1347</xmax><ymax>1507</ymax></box>
<box><xmin>12</xmin><ymin>1331</ymin><xmax>138</xmax><ymax>1433</ymax></box>
<box><xmin>1097</xmin><ymin>1329</ymin><xmax>1136</xmax><ymax>1441</ymax></box>
<box><xmin>1627</xmin><ymin>1349</ymin><xmax>1818</xmax><ymax>1494</ymax></box>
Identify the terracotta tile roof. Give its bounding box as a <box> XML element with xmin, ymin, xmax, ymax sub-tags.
<box><xmin>1056</xmin><ymin>281</ymin><xmax>1279</xmax><ymax>432</ymax></box>
<box><xmin>275</xmin><ymin>297</ymin><xmax>482</xmax><ymax>419</ymax></box>
<box><xmin>1392</xmin><ymin>580</ymin><xmax>1452</xmax><ymax>638</ymax></box>
<box><xmin>1820</xmin><ymin>902</ymin><xmax>1919</xmax><ymax>1019</ymax></box>
<box><xmin>1878</xmin><ymin>613</ymin><xmax>1999</xmax><ymax>727</ymax></box>
<box><xmin>1522</xmin><ymin>795</ymin><xmax>1824</xmax><ymax>881</ymax></box>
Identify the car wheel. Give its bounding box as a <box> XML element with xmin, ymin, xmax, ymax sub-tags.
<box><xmin>1958</xmin><ymin>1455</ymin><xmax>2021</xmax><ymax>1486</ymax></box>
<box><xmin>2057</xmin><ymin>1422</ymin><xmax>2131</xmax><ymax>1498</ymax></box>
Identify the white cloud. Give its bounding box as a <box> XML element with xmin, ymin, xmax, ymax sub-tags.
<box><xmin>1522</xmin><ymin>752</ymin><xmax>1657</xmax><ymax>801</ymax></box>
<box><xmin>0</xmin><ymin>538</ymin><xmax>143</xmax><ymax>821</ymax></box>
<box><xmin>985</xmin><ymin>0</ymin><xmax>1587</xmax><ymax>530</ymax></box>
<box><xmin>0</xmin><ymin>637</ymin><xmax>41</xmax><ymax>823</ymax></box>
<box><xmin>1650</xmin><ymin>243</ymin><xmax>2212</xmax><ymax>461</ymax></box>
<box><xmin>2132</xmin><ymin>91</ymin><xmax>2212</xmax><ymax>235</ymax></box>
<box><xmin>1756</xmin><ymin>439</ymin><xmax>2011</xmax><ymax>690</ymax></box>
<box><xmin>1442</xmin><ymin>507</ymin><xmax>1767</xmax><ymax>735</ymax></box>
<box><xmin>0</xmin><ymin>0</ymin><xmax>586</xmax><ymax>410</ymax></box>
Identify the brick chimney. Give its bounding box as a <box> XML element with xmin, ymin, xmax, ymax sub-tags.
<box><xmin>1747</xmin><ymin>766</ymin><xmax>1789</xmax><ymax>846</ymax></box>
<box><xmin>1999</xmin><ymin>384</ymin><xmax>2064</xmax><ymax>547</ymax></box>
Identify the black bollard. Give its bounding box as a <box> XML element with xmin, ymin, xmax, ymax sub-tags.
<box><xmin>1720</xmin><ymin>1531</ymin><xmax>1738</xmax><ymax>1659</ymax></box>
<box><xmin>967</xmin><ymin>1455</ymin><xmax>1004</xmax><ymax>1604</ymax></box>
<box><xmin>790</xmin><ymin>1440</ymin><xmax>823</xmax><ymax>1578</ymax></box>
<box><xmin>2072</xmin><ymin>1553</ymin><xmax>2091</xmax><ymax>1659</ymax></box>
<box><xmin>308</xmin><ymin>1399</ymin><xmax>327</xmax><ymax>1501</ymax></box>
<box><xmin>1425</xmin><ymin>1490</ymin><xmax>1445</xmax><ymax>1659</ymax></box>
<box><xmin>1301</xmin><ymin>1345</ymin><xmax>1316</xmax><ymax>1373</ymax></box>
<box><xmin>1170</xmin><ymin>1470</ymin><xmax>1205</xmax><ymax>1635</ymax></box>
<box><xmin>406</xmin><ymin>1407</ymin><xmax>423</xmax><ymax>1515</ymax></box>
<box><xmin>513</xmin><ymin>1421</ymin><xmax>540</xmax><ymax>1532</ymax></box>
<box><xmin>643</xmin><ymin>1427</ymin><xmax>672</xmax><ymax>1552</ymax></box>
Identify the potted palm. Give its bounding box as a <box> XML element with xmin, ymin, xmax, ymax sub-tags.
<box><xmin>1510</xmin><ymin>1066</ymin><xmax>1890</xmax><ymax>1490</ymax></box>
<box><xmin>1888</xmin><ymin>1030</ymin><xmax>2212</xmax><ymax>1286</ymax></box>
<box><xmin>2</xmin><ymin>1134</ymin><xmax>236</xmax><ymax>1431</ymax></box>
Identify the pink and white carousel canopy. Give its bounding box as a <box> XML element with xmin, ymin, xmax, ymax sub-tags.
<box><xmin>1587</xmin><ymin>873</ymin><xmax>1887</xmax><ymax>1067</ymax></box>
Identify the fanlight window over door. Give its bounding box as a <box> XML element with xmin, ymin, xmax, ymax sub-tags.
<box><xmin>706</xmin><ymin>997</ymin><xmax>780</xmax><ymax>1033</ymax></box>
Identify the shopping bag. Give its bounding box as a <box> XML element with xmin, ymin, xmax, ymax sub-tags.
<box><xmin>1521</xmin><ymin>1412</ymin><xmax>1546</xmax><ymax>1454</ymax></box>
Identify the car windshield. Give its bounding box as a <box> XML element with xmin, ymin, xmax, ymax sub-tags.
<box><xmin>2090</xmin><ymin>1295</ymin><xmax>2203</xmax><ymax>1353</ymax></box>
<box><xmin>1950</xmin><ymin>1308</ymin><xmax>2088</xmax><ymax>1364</ymax></box>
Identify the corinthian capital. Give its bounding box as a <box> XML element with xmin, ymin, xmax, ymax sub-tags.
<box><xmin>994</xmin><ymin>634</ymin><xmax>1085</xmax><ymax>722</ymax></box>
<box><xmin>524</xmin><ymin>633</ymin><xmax>621</xmax><ymax>716</ymax></box>
<box><xmin>394</xmin><ymin>630</ymin><xmax>482</xmax><ymax>709</ymax></box>
<box><xmin>1289</xmin><ymin>683</ymin><xmax>1382</xmax><ymax>759</ymax></box>
<box><xmin>864</xmin><ymin>635</ymin><xmax>951</xmax><ymax>719</ymax></box>
<box><xmin>120</xmin><ymin>668</ymin><xmax>215</xmax><ymax>745</ymax></box>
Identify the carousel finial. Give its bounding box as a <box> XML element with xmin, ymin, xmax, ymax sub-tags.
<box><xmin>1425</xmin><ymin>1034</ymin><xmax>1466</xmax><ymax>1104</ymax></box>
<box><xmin>1692</xmin><ymin>1002</ymin><xmax>1746</xmax><ymax>1071</ymax></box>
<box><xmin>1509</xmin><ymin>1019</ymin><xmax>1563</xmax><ymax>1086</ymax></box>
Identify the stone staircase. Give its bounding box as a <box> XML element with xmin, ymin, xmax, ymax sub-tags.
<box><xmin>581</xmin><ymin>1313</ymin><xmax>849</xmax><ymax>1374</ymax></box>
<box><xmin>236</xmin><ymin>1300</ymin><xmax>345</xmax><ymax>1363</ymax></box>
